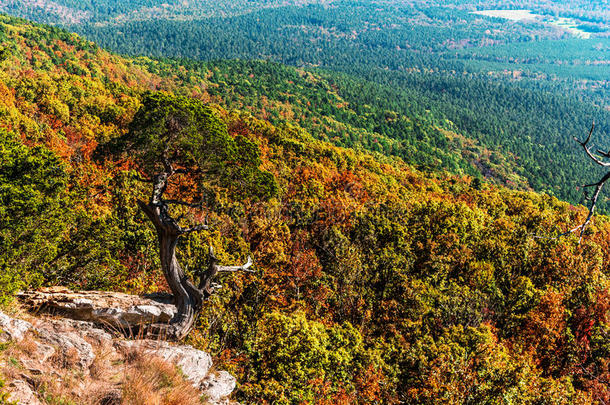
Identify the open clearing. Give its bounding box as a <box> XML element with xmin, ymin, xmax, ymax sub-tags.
<box><xmin>472</xmin><ymin>9</ymin><xmax>591</xmax><ymax>38</ymax></box>
<box><xmin>472</xmin><ymin>9</ymin><xmax>539</xmax><ymax>21</ymax></box>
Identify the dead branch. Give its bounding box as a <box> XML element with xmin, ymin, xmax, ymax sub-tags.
<box><xmin>561</xmin><ymin>122</ymin><xmax>607</xmax><ymax>243</ymax></box>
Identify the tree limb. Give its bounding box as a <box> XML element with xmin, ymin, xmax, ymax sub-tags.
<box><xmin>573</xmin><ymin>122</ymin><xmax>610</xmax><ymax>167</ymax></box>
<box><xmin>534</xmin><ymin>123</ymin><xmax>607</xmax><ymax>243</ymax></box>
<box><xmin>571</xmin><ymin>171</ymin><xmax>610</xmax><ymax>242</ymax></box>
<box><xmin>555</xmin><ymin>123</ymin><xmax>608</xmax><ymax>243</ymax></box>
<box><xmin>217</xmin><ymin>256</ymin><xmax>254</xmax><ymax>273</ymax></box>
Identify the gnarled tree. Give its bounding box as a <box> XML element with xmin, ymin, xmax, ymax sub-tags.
<box><xmin>104</xmin><ymin>93</ymin><xmax>276</xmax><ymax>339</ymax></box>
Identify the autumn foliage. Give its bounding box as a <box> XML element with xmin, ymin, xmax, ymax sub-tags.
<box><xmin>1</xmin><ymin>15</ymin><xmax>610</xmax><ymax>404</ymax></box>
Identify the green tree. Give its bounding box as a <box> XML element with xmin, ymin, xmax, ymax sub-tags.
<box><xmin>0</xmin><ymin>129</ymin><xmax>68</xmax><ymax>304</ymax></box>
<box><xmin>242</xmin><ymin>311</ymin><xmax>383</xmax><ymax>404</ymax></box>
<box><xmin>99</xmin><ymin>92</ymin><xmax>277</xmax><ymax>339</ymax></box>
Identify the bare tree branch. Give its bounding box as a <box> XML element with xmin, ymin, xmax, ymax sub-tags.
<box><xmin>533</xmin><ymin>123</ymin><xmax>607</xmax><ymax>244</ymax></box>
<box><xmin>217</xmin><ymin>256</ymin><xmax>254</xmax><ymax>273</ymax></box>
<box><xmin>582</xmin><ymin>182</ymin><xmax>599</xmax><ymax>188</ymax></box>
<box><xmin>549</xmin><ymin>123</ymin><xmax>608</xmax><ymax>243</ymax></box>
<box><xmin>596</xmin><ymin>149</ymin><xmax>610</xmax><ymax>159</ymax></box>
<box><xmin>573</xmin><ymin>122</ymin><xmax>610</xmax><ymax>167</ymax></box>
<box><xmin>197</xmin><ymin>246</ymin><xmax>256</xmax><ymax>294</ymax></box>
<box><xmin>571</xmin><ymin>171</ymin><xmax>610</xmax><ymax>242</ymax></box>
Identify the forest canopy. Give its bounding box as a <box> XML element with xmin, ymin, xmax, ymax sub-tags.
<box><xmin>0</xmin><ymin>10</ymin><xmax>609</xmax><ymax>404</ymax></box>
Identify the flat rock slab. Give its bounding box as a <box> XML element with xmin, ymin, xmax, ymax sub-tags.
<box><xmin>18</xmin><ymin>287</ymin><xmax>177</xmax><ymax>331</ymax></box>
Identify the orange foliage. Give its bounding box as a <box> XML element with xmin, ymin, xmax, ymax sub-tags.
<box><xmin>522</xmin><ymin>290</ymin><xmax>567</xmax><ymax>372</ymax></box>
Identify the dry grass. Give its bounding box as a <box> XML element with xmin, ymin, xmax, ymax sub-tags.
<box><xmin>120</xmin><ymin>345</ymin><xmax>203</xmax><ymax>405</ymax></box>
<box><xmin>87</xmin><ymin>382</ymin><xmax>122</xmax><ymax>405</ymax></box>
<box><xmin>1</xmin><ymin>327</ymin><xmax>205</xmax><ymax>405</ymax></box>
<box><xmin>14</xmin><ymin>333</ymin><xmax>37</xmax><ymax>355</ymax></box>
<box><xmin>50</xmin><ymin>346</ymin><xmax>80</xmax><ymax>370</ymax></box>
<box><xmin>2</xmin><ymin>332</ymin><xmax>36</xmax><ymax>360</ymax></box>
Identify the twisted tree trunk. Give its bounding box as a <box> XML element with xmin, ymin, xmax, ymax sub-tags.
<box><xmin>138</xmin><ymin>201</ymin><xmax>203</xmax><ymax>340</ymax></box>
<box><xmin>137</xmin><ymin>171</ymin><xmax>252</xmax><ymax>340</ymax></box>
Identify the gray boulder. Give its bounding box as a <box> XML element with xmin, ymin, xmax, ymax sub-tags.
<box><xmin>201</xmin><ymin>370</ymin><xmax>237</xmax><ymax>404</ymax></box>
<box><xmin>7</xmin><ymin>380</ymin><xmax>42</xmax><ymax>405</ymax></box>
<box><xmin>0</xmin><ymin>310</ymin><xmax>32</xmax><ymax>342</ymax></box>
<box><xmin>36</xmin><ymin>322</ymin><xmax>95</xmax><ymax>372</ymax></box>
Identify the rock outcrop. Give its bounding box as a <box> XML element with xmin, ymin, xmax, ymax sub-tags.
<box><xmin>202</xmin><ymin>371</ymin><xmax>238</xmax><ymax>403</ymax></box>
<box><xmin>1</xmin><ymin>289</ymin><xmax>238</xmax><ymax>404</ymax></box>
<box><xmin>6</xmin><ymin>379</ymin><xmax>42</xmax><ymax>405</ymax></box>
<box><xmin>18</xmin><ymin>287</ymin><xmax>177</xmax><ymax>332</ymax></box>
<box><xmin>0</xmin><ymin>311</ymin><xmax>32</xmax><ymax>342</ymax></box>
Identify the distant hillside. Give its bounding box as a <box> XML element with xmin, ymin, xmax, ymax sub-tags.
<box><xmin>2</xmin><ymin>14</ymin><xmax>610</xmax><ymax>404</ymax></box>
<box><xmin>3</xmin><ymin>0</ymin><xmax>608</xmax><ymax>209</ymax></box>
<box><xmin>147</xmin><ymin>54</ymin><xmax>610</xmax><ymax>206</ymax></box>
<box><xmin>0</xmin><ymin>12</ymin><xmax>528</xmax><ymax>186</ymax></box>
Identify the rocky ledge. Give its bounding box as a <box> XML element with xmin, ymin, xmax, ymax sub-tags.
<box><xmin>1</xmin><ymin>289</ymin><xmax>237</xmax><ymax>404</ymax></box>
<box><xmin>17</xmin><ymin>287</ymin><xmax>177</xmax><ymax>333</ymax></box>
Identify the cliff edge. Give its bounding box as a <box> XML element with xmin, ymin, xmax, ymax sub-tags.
<box><xmin>0</xmin><ymin>288</ymin><xmax>237</xmax><ymax>405</ymax></box>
